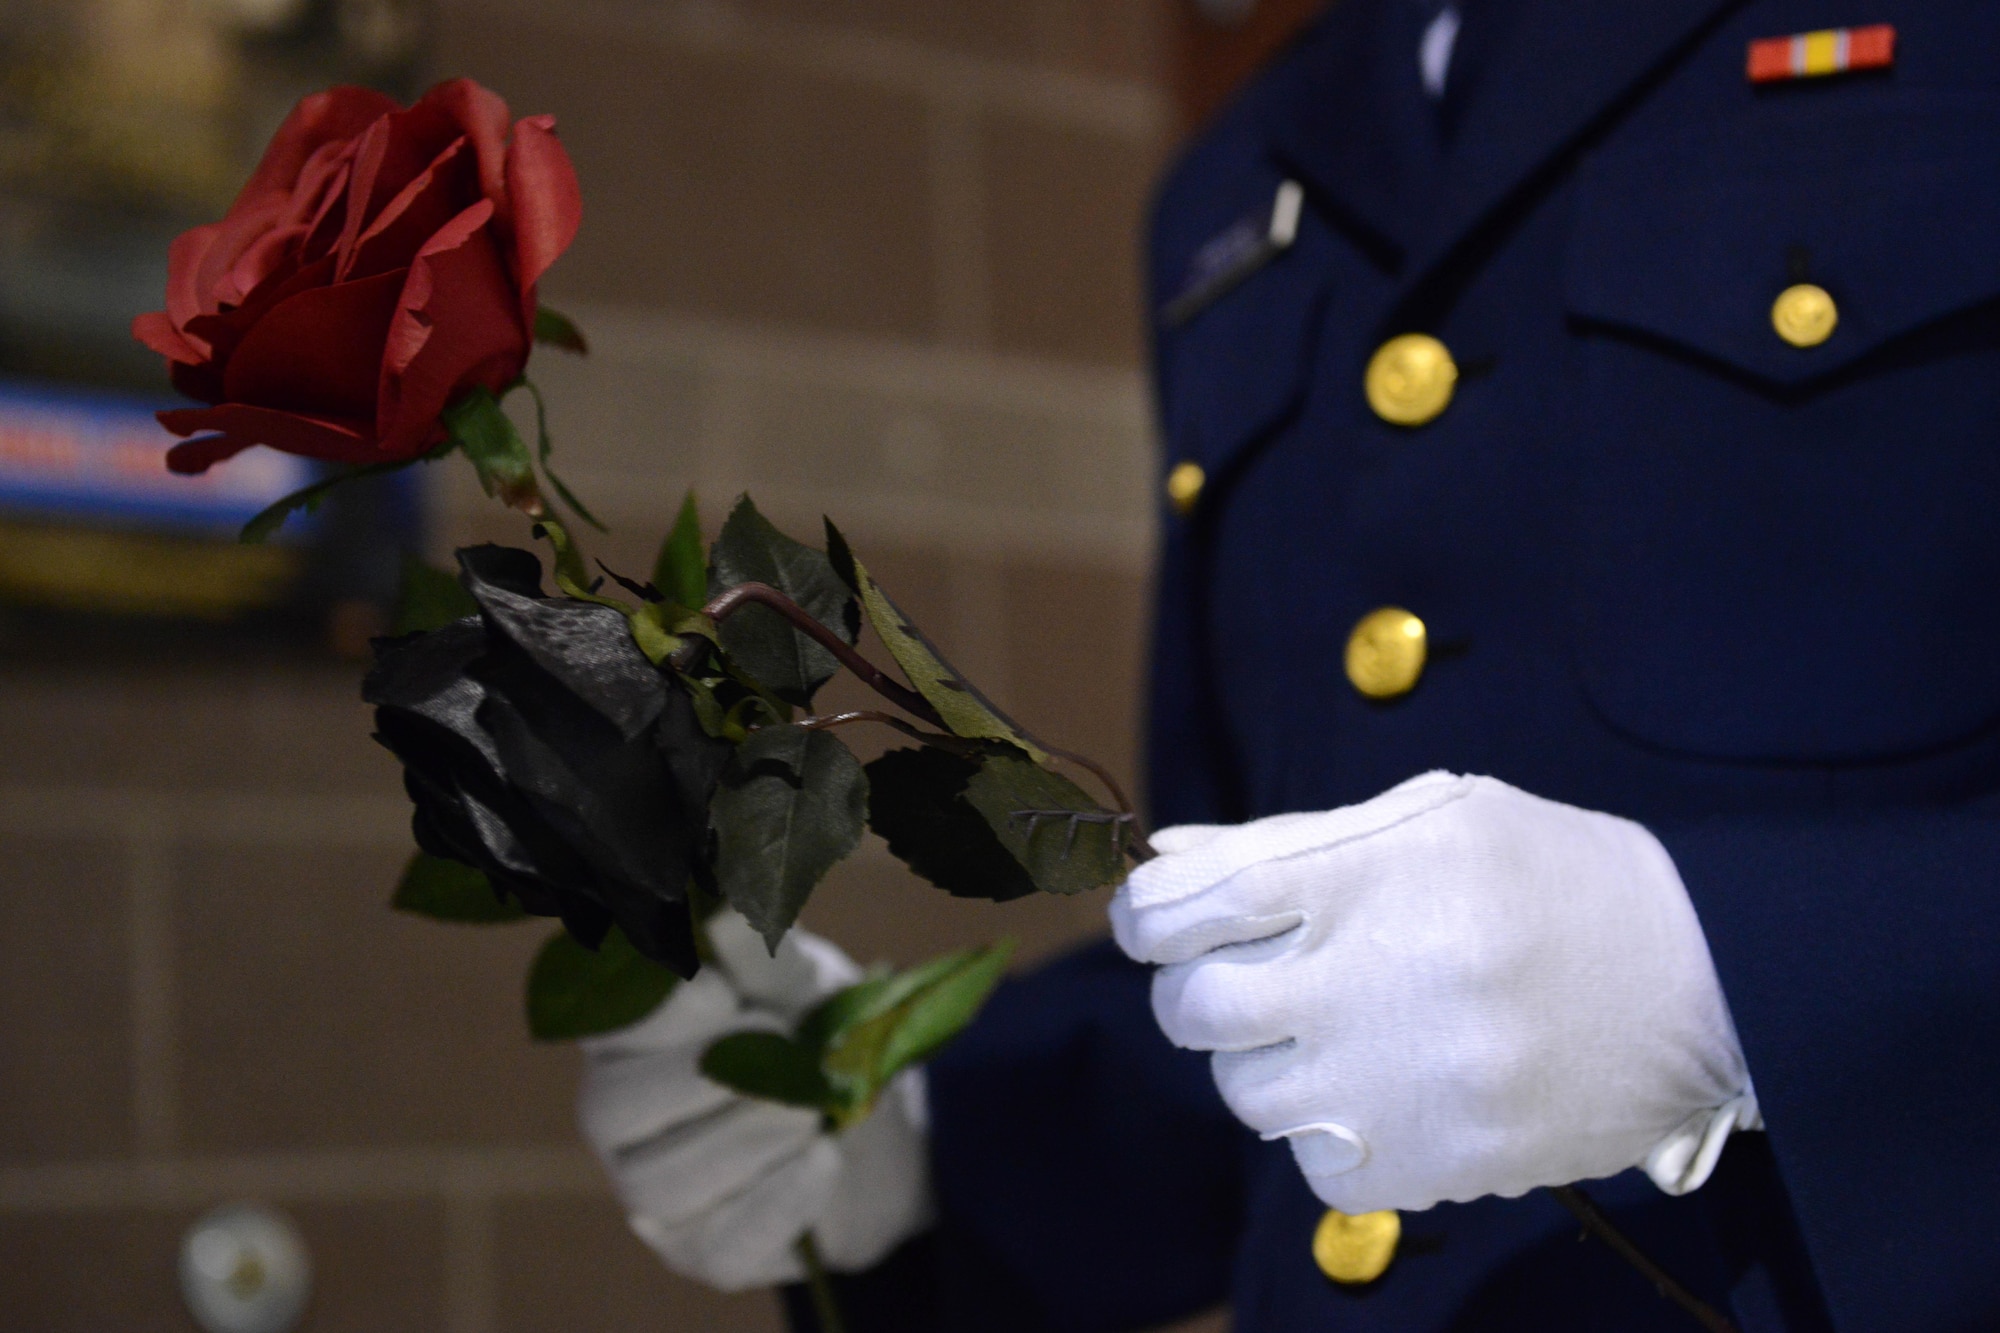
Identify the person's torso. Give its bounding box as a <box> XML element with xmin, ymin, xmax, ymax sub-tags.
<box><xmin>1152</xmin><ymin>0</ymin><xmax>2000</xmax><ymax>832</ymax></box>
<box><xmin>1143</xmin><ymin>3</ymin><xmax>2000</xmax><ymax>1328</ymax></box>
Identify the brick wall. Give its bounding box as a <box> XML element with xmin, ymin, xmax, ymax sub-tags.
<box><xmin>0</xmin><ymin>2</ymin><xmax>1232</xmax><ymax>1329</ymax></box>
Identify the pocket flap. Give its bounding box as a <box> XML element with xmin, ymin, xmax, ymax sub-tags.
<box><xmin>1566</xmin><ymin>93</ymin><xmax>2000</xmax><ymax>386</ymax></box>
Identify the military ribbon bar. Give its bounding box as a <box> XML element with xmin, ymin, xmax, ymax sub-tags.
<box><xmin>1748</xmin><ymin>24</ymin><xmax>1895</xmax><ymax>83</ymax></box>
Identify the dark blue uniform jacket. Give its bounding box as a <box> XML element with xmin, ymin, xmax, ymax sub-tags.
<box><xmin>794</xmin><ymin>2</ymin><xmax>2000</xmax><ymax>1330</ymax></box>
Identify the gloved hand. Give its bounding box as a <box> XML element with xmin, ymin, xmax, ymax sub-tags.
<box><xmin>577</xmin><ymin>912</ymin><xmax>933</xmax><ymax>1291</ymax></box>
<box><xmin>1110</xmin><ymin>772</ymin><xmax>1758</xmax><ymax>1216</ymax></box>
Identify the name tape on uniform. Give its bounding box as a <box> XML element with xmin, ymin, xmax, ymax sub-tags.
<box><xmin>1161</xmin><ymin>180</ymin><xmax>1304</xmax><ymax>330</ymax></box>
<box><xmin>1747</xmin><ymin>24</ymin><xmax>1895</xmax><ymax>83</ymax></box>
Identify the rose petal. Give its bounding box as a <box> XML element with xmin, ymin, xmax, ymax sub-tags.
<box><xmin>161</xmin><ymin>432</ymin><xmax>253</xmax><ymax>475</ymax></box>
<box><xmin>504</xmin><ymin>114</ymin><xmax>582</xmax><ymax>320</ymax></box>
<box><xmin>331</xmin><ymin>117</ymin><xmax>392</xmax><ymax>273</ymax></box>
<box><xmin>342</xmin><ymin>136</ymin><xmax>476</xmax><ymax>283</ymax></box>
<box><xmin>220</xmin><ymin>267</ymin><xmax>407</xmax><ymax>422</ymax></box>
<box><xmin>300</xmin><ymin>143</ymin><xmax>363</xmax><ymax>265</ymax></box>
<box><xmin>472</xmin><ymin>665</ymin><xmax>685</xmax><ymax>899</ymax></box>
<box><xmin>208</xmin><ymin>99</ymin><xmax>383</xmax><ymax>305</ymax></box>
<box><xmin>378</xmin><ymin>201</ymin><xmax>489</xmax><ymax>375</ymax></box>
<box><xmin>143</xmin><ymin>87</ymin><xmax>400</xmax><ymax>368</ymax></box>
<box><xmin>456</xmin><ymin>543</ymin><xmax>546</xmax><ymax>598</ymax></box>
<box><xmin>457</xmin><ymin>569</ymin><xmax>668</xmax><ymax>739</ymax></box>
<box><xmin>185</xmin><ymin>254</ymin><xmax>335</xmax><ymax>370</ymax></box>
<box><xmin>169</xmin><ymin>358</ymin><xmax>225</xmax><ymax>407</ymax></box>
<box><xmin>137</xmin><ymin>224</ymin><xmax>222</xmax><ymax>368</ymax></box>
<box><xmin>374</xmin><ymin>101</ymin><xmax>464</xmax><ymax>204</ymax></box>
<box><xmin>377</xmin><ymin>199</ymin><xmax>528</xmax><ymax>458</ymax></box>
<box><xmin>132</xmin><ymin>311</ymin><xmax>204</xmax><ymax>365</ymax></box>
<box><xmin>158</xmin><ymin>404</ymin><xmax>378</xmax><ymax>472</ymax></box>
<box><xmin>419</xmin><ymin>79</ymin><xmax>514</xmax><ymax>220</ymax></box>
<box><xmin>331</xmin><ymin>102</ymin><xmax>463</xmax><ymax>280</ymax></box>
<box><xmin>163</xmin><ymin>223</ymin><xmax>222</xmax><ymax>334</ymax></box>
<box><xmin>194</xmin><ymin>195</ymin><xmax>287</xmax><ymax>313</ymax></box>
<box><xmin>281</xmin><ymin>138</ymin><xmax>355</xmax><ymax>235</ymax></box>
<box><xmin>232</xmin><ymin>86</ymin><xmax>401</xmax><ymax>215</ymax></box>
<box><xmin>225</xmin><ymin>222</ymin><xmax>310</xmax><ymax>307</ymax></box>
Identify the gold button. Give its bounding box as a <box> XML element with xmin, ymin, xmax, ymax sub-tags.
<box><xmin>1166</xmin><ymin>460</ymin><xmax>1206</xmax><ymax>515</ymax></box>
<box><xmin>1365</xmin><ymin>334</ymin><xmax>1458</xmax><ymax>426</ymax></box>
<box><xmin>1772</xmin><ymin>283</ymin><xmax>1837</xmax><ymax>348</ymax></box>
<box><xmin>1345</xmin><ymin>606</ymin><xmax>1427</xmax><ymax>700</ymax></box>
<box><xmin>1313</xmin><ymin>1208</ymin><xmax>1401</xmax><ymax>1284</ymax></box>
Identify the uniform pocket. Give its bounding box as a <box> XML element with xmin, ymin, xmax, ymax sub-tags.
<box><xmin>1567</xmin><ymin>93</ymin><xmax>2000</xmax><ymax>386</ymax></box>
<box><xmin>1563</xmin><ymin>92</ymin><xmax>2000</xmax><ymax>763</ymax></box>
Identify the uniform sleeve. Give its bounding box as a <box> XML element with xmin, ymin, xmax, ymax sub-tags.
<box><xmin>1655</xmin><ymin>805</ymin><xmax>2000</xmax><ymax>1333</ymax></box>
<box><xmin>782</xmin><ymin>943</ymin><xmax>1249</xmax><ymax>1333</ymax></box>
<box><xmin>923</xmin><ymin>940</ymin><xmax>1251</xmax><ymax>1331</ymax></box>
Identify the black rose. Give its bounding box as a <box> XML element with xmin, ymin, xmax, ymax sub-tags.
<box><xmin>363</xmin><ymin>545</ymin><xmax>729</xmax><ymax>976</ymax></box>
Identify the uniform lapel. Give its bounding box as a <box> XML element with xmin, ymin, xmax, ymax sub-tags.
<box><xmin>1259</xmin><ymin>0</ymin><xmax>1446</xmax><ymax>271</ymax></box>
<box><xmin>1415</xmin><ymin>0</ymin><xmax>1751</xmax><ymax>274</ymax></box>
<box><xmin>1259</xmin><ymin>0</ymin><xmax>1751</xmax><ymax>293</ymax></box>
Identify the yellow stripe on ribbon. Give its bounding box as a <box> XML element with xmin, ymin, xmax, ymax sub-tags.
<box><xmin>1800</xmin><ymin>30</ymin><xmax>1842</xmax><ymax>76</ymax></box>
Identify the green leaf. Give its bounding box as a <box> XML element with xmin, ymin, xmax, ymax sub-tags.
<box><xmin>707</xmin><ymin>946</ymin><xmax>1015</xmax><ymax>1124</ymax></box>
<box><xmin>391</xmin><ymin>853</ymin><xmax>526</xmax><ymax>922</ymax></box>
<box><xmin>533</xmin><ymin>306</ymin><xmax>589</xmax><ymax>354</ymax></box>
<box><xmin>710</xmin><ymin>498</ymin><xmax>857</xmax><ymax>703</ymax></box>
<box><xmin>961</xmin><ymin>749</ymin><xmax>1128</xmax><ymax>896</ymax></box>
<box><xmin>240</xmin><ymin>437</ymin><xmax>459</xmax><ymax>542</ymax></box>
<box><xmin>819</xmin><ymin>942</ymin><xmax>1014</xmax><ymax>1123</ymax></box>
<box><xmin>525</xmin><ymin>925</ymin><xmax>678</xmax><ymax>1041</ymax></box>
<box><xmin>865</xmin><ymin>747</ymin><xmax>1037</xmax><ymax>901</ymax></box>
<box><xmin>445</xmin><ymin>387</ymin><xmax>539</xmax><ymax>509</ymax></box>
<box><xmin>240</xmin><ymin>472</ymin><xmax>345</xmax><ymax>543</ymax></box>
<box><xmin>876</xmin><ymin>941</ymin><xmax>1013</xmax><ymax>1075</ymax></box>
<box><xmin>239</xmin><ymin>458</ymin><xmax>392</xmax><ymax>542</ymax></box>
<box><xmin>806</xmin><ymin>953</ymin><xmax>962</xmax><ymax>1060</ymax></box>
<box><xmin>678</xmin><ymin>670</ymin><xmax>732</xmax><ymax>738</ymax></box>
<box><xmin>711</xmin><ymin>724</ymin><xmax>868</xmax><ymax>952</ymax></box>
<box><xmin>654</xmin><ymin>491</ymin><xmax>708</xmax><ymax>611</ymax></box>
<box><xmin>516</xmin><ymin>378</ymin><xmax>605</xmax><ymax>531</ymax></box>
<box><xmin>530</xmin><ymin>516</ymin><xmax>626</xmax><ymax>612</ymax></box>
<box><xmin>628</xmin><ymin>600</ymin><xmax>683</xmax><ymax>665</ymax></box>
<box><xmin>699</xmin><ymin>1031</ymin><xmax>835</xmax><ymax>1110</ymax></box>
<box><xmin>392</xmin><ymin>559</ymin><xmax>479</xmax><ymax>635</ymax></box>
<box><xmin>845</xmin><ymin>949</ymin><xmax>974</xmax><ymax>1029</ymax></box>
<box><xmin>825</xmin><ymin>521</ymin><xmax>1046</xmax><ymax>761</ymax></box>
<box><xmin>794</xmin><ymin>972</ymin><xmax>895</xmax><ymax>1057</ymax></box>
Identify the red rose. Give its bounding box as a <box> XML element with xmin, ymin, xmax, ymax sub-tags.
<box><xmin>133</xmin><ymin>79</ymin><xmax>581</xmax><ymax>475</ymax></box>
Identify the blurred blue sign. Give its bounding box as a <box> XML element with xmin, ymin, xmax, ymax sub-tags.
<box><xmin>0</xmin><ymin>377</ymin><xmax>313</xmax><ymax>537</ymax></box>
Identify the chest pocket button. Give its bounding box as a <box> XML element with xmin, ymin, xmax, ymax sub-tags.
<box><xmin>1773</xmin><ymin>283</ymin><xmax>1838</xmax><ymax>347</ymax></box>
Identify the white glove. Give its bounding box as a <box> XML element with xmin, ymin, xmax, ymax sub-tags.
<box><xmin>577</xmin><ymin>912</ymin><xmax>933</xmax><ymax>1291</ymax></box>
<box><xmin>1110</xmin><ymin>772</ymin><xmax>1758</xmax><ymax>1216</ymax></box>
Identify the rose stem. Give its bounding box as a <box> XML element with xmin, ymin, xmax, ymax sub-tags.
<box><xmin>796</xmin><ymin>715</ymin><xmax>1157</xmax><ymax>862</ymax></box>
<box><xmin>699</xmin><ymin>586</ymin><xmax>1161</xmax><ymax>860</ymax></box>
<box><xmin>679</xmin><ymin>583</ymin><xmax>945</xmax><ymax>727</ymax></box>
<box><xmin>1039</xmin><ymin>744</ymin><xmax>1155</xmax><ymax>861</ymax></box>
<box><xmin>793</xmin><ymin>1233</ymin><xmax>847</xmax><ymax>1333</ymax></box>
<box><xmin>1549</xmin><ymin>1186</ymin><xmax>1737</xmax><ymax>1333</ymax></box>
<box><xmin>795</xmin><ymin>710</ymin><xmax>979</xmax><ymax>754</ymax></box>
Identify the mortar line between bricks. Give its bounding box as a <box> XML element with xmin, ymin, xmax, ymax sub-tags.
<box><xmin>0</xmin><ymin>788</ymin><xmax>411</xmax><ymax>847</ymax></box>
<box><xmin>0</xmin><ymin>1148</ymin><xmax>606</xmax><ymax>1213</ymax></box>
